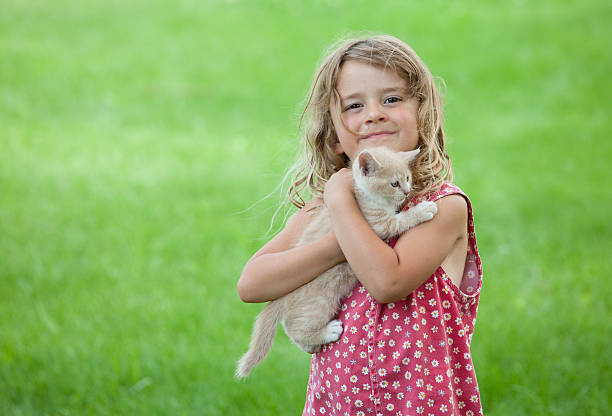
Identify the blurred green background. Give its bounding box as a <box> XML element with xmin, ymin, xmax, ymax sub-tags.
<box><xmin>1</xmin><ymin>0</ymin><xmax>610</xmax><ymax>414</ymax></box>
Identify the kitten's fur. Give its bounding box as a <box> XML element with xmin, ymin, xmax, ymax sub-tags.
<box><xmin>235</xmin><ymin>147</ymin><xmax>437</xmax><ymax>379</ymax></box>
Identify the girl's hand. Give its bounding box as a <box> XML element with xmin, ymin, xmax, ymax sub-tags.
<box><xmin>323</xmin><ymin>168</ymin><xmax>355</xmax><ymax>208</ymax></box>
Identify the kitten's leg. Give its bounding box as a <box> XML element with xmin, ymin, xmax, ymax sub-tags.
<box><xmin>411</xmin><ymin>201</ymin><xmax>438</xmax><ymax>222</ymax></box>
<box><xmin>393</xmin><ymin>201</ymin><xmax>438</xmax><ymax>235</ymax></box>
<box><xmin>283</xmin><ymin>264</ymin><xmax>355</xmax><ymax>353</ymax></box>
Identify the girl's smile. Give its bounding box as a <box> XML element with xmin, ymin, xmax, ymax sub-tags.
<box><xmin>361</xmin><ymin>130</ymin><xmax>395</xmax><ymax>140</ymax></box>
<box><xmin>331</xmin><ymin>60</ymin><xmax>420</xmax><ymax>160</ymax></box>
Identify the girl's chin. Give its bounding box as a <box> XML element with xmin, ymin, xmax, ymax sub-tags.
<box><xmin>359</xmin><ymin>140</ymin><xmax>419</xmax><ymax>154</ymax></box>
<box><xmin>357</xmin><ymin>142</ymin><xmax>398</xmax><ymax>154</ymax></box>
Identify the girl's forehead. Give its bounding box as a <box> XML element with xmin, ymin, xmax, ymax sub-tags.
<box><xmin>336</xmin><ymin>61</ymin><xmax>407</xmax><ymax>95</ymax></box>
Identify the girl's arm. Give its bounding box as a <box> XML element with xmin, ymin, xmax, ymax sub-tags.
<box><xmin>237</xmin><ymin>200</ymin><xmax>345</xmax><ymax>303</ymax></box>
<box><xmin>324</xmin><ymin>169</ymin><xmax>467</xmax><ymax>304</ymax></box>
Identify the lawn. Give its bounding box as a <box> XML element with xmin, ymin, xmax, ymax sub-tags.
<box><xmin>1</xmin><ymin>0</ymin><xmax>610</xmax><ymax>415</ymax></box>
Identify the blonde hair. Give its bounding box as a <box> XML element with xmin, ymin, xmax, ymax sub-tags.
<box><xmin>288</xmin><ymin>34</ymin><xmax>452</xmax><ymax>208</ymax></box>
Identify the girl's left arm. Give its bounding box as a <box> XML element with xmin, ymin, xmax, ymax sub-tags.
<box><xmin>325</xmin><ymin>169</ymin><xmax>467</xmax><ymax>304</ymax></box>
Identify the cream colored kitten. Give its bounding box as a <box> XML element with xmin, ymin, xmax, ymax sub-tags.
<box><xmin>236</xmin><ymin>147</ymin><xmax>437</xmax><ymax>379</ymax></box>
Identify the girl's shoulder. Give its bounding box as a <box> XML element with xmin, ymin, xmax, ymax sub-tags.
<box><xmin>253</xmin><ymin>198</ymin><xmax>326</xmax><ymax>259</ymax></box>
<box><xmin>303</xmin><ymin>197</ymin><xmax>325</xmax><ymax>213</ymax></box>
<box><xmin>426</xmin><ymin>182</ymin><xmax>470</xmax><ymax>238</ymax></box>
<box><xmin>284</xmin><ymin>197</ymin><xmax>325</xmax><ymax>233</ymax></box>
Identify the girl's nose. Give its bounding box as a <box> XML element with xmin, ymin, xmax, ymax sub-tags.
<box><xmin>365</xmin><ymin>104</ymin><xmax>387</xmax><ymax>123</ymax></box>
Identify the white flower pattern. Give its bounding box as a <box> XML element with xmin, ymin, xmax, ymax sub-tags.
<box><xmin>303</xmin><ymin>184</ymin><xmax>483</xmax><ymax>416</ymax></box>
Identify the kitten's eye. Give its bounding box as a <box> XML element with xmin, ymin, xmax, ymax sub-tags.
<box><xmin>391</xmin><ymin>181</ymin><xmax>399</xmax><ymax>187</ymax></box>
<box><xmin>406</xmin><ymin>176</ymin><xmax>411</xmax><ymax>181</ymax></box>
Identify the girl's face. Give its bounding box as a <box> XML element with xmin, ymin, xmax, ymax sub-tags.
<box><xmin>331</xmin><ymin>61</ymin><xmax>419</xmax><ymax>161</ymax></box>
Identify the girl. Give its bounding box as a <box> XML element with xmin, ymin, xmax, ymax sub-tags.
<box><xmin>237</xmin><ymin>34</ymin><xmax>483</xmax><ymax>416</ymax></box>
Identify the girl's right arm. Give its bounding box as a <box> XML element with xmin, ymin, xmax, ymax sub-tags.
<box><xmin>237</xmin><ymin>200</ymin><xmax>345</xmax><ymax>303</ymax></box>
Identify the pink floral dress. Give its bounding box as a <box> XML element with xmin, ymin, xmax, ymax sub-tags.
<box><xmin>303</xmin><ymin>183</ymin><xmax>483</xmax><ymax>416</ymax></box>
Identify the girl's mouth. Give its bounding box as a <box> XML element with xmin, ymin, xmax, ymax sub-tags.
<box><xmin>363</xmin><ymin>131</ymin><xmax>394</xmax><ymax>140</ymax></box>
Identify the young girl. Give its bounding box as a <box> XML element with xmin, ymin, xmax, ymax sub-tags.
<box><xmin>237</xmin><ymin>34</ymin><xmax>483</xmax><ymax>416</ymax></box>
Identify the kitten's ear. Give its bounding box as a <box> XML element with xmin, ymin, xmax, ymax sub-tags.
<box><xmin>358</xmin><ymin>150</ymin><xmax>382</xmax><ymax>177</ymax></box>
<box><xmin>399</xmin><ymin>148</ymin><xmax>421</xmax><ymax>163</ymax></box>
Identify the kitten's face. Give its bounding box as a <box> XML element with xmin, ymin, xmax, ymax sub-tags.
<box><xmin>353</xmin><ymin>147</ymin><xmax>419</xmax><ymax>209</ymax></box>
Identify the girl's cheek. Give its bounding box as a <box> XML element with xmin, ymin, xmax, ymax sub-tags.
<box><xmin>343</xmin><ymin>114</ymin><xmax>359</xmax><ymax>132</ymax></box>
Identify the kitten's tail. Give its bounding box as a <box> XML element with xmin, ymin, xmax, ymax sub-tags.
<box><xmin>235</xmin><ymin>301</ymin><xmax>282</xmax><ymax>379</ymax></box>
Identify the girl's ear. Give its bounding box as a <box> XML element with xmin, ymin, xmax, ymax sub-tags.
<box><xmin>333</xmin><ymin>141</ymin><xmax>345</xmax><ymax>155</ymax></box>
<box><xmin>358</xmin><ymin>150</ymin><xmax>381</xmax><ymax>177</ymax></box>
<box><xmin>399</xmin><ymin>148</ymin><xmax>420</xmax><ymax>163</ymax></box>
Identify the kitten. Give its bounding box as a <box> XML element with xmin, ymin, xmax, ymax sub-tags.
<box><xmin>235</xmin><ymin>147</ymin><xmax>437</xmax><ymax>379</ymax></box>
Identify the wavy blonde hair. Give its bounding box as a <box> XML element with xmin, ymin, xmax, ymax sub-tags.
<box><xmin>287</xmin><ymin>34</ymin><xmax>452</xmax><ymax>208</ymax></box>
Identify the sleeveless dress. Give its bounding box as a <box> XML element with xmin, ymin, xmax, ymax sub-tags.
<box><xmin>303</xmin><ymin>183</ymin><xmax>483</xmax><ymax>416</ymax></box>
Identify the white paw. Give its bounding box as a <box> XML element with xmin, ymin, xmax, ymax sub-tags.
<box><xmin>414</xmin><ymin>201</ymin><xmax>437</xmax><ymax>221</ymax></box>
<box><xmin>323</xmin><ymin>319</ymin><xmax>344</xmax><ymax>344</ymax></box>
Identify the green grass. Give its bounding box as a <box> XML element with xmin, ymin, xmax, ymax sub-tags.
<box><xmin>1</xmin><ymin>0</ymin><xmax>611</xmax><ymax>414</ymax></box>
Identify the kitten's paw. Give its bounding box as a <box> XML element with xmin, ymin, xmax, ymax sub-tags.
<box><xmin>414</xmin><ymin>201</ymin><xmax>438</xmax><ymax>221</ymax></box>
<box><xmin>297</xmin><ymin>320</ymin><xmax>343</xmax><ymax>354</ymax></box>
<box><xmin>323</xmin><ymin>319</ymin><xmax>344</xmax><ymax>344</ymax></box>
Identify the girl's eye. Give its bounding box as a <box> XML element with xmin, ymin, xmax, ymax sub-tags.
<box><xmin>391</xmin><ymin>181</ymin><xmax>399</xmax><ymax>187</ymax></box>
<box><xmin>384</xmin><ymin>96</ymin><xmax>401</xmax><ymax>104</ymax></box>
<box><xmin>344</xmin><ymin>103</ymin><xmax>362</xmax><ymax>111</ymax></box>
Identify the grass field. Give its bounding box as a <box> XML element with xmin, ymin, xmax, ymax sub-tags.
<box><xmin>1</xmin><ymin>0</ymin><xmax>611</xmax><ymax>414</ymax></box>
